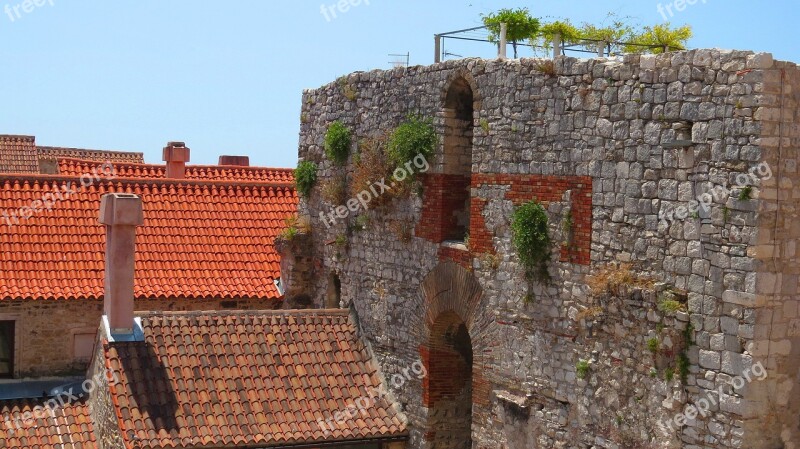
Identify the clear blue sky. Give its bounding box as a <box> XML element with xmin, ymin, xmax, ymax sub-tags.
<box><xmin>1</xmin><ymin>0</ymin><xmax>796</xmax><ymax>168</ymax></box>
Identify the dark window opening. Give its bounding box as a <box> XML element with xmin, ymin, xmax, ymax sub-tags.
<box><xmin>0</xmin><ymin>321</ymin><xmax>15</xmax><ymax>378</ymax></box>
<box><xmin>220</xmin><ymin>301</ymin><xmax>239</xmax><ymax>309</ymax></box>
<box><xmin>442</xmin><ymin>78</ymin><xmax>474</xmax><ymax>243</ymax></box>
<box><xmin>326</xmin><ymin>273</ymin><xmax>342</xmax><ymax>309</ymax></box>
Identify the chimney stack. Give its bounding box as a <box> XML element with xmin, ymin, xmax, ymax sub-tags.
<box><xmin>163</xmin><ymin>142</ymin><xmax>190</xmax><ymax>179</ymax></box>
<box><xmin>218</xmin><ymin>155</ymin><xmax>250</xmax><ymax>167</ymax></box>
<box><xmin>99</xmin><ymin>193</ymin><xmax>144</xmax><ymax>335</ymax></box>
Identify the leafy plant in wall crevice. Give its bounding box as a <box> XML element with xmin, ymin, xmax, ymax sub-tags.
<box><xmin>324</xmin><ymin>121</ymin><xmax>352</xmax><ymax>166</ymax></box>
<box><xmin>387</xmin><ymin>115</ymin><xmax>437</xmax><ymax>176</ymax></box>
<box><xmin>511</xmin><ymin>200</ymin><xmax>552</xmax><ymax>283</ymax></box>
<box><xmin>337</xmin><ymin>76</ymin><xmax>358</xmax><ymax>101</ymax></box>
<box><xmin>576</xmin><ymin>359</ymin><xmax>590</xmax><ymax>379</ymax></box>
<box><xmin>295</xmin><ymin>161</ymin><xmax>318</xmax><ymax>198</ymax></box>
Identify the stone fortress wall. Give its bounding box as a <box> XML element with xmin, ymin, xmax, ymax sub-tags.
<box><xmin>293</xmin><ymin>50</ymin><xmax>800</xmax><ymax>449</ymax></box>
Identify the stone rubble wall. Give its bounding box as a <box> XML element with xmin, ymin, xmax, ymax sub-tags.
<box><xmin>87</xmin><ymin>330</ymin><xmax>125</xmax><ymax>449</ymax></box>
<box><xmin>297</xmin><ymin>50</ymin><xmax>798</xmax><ymax>448</ymax></box>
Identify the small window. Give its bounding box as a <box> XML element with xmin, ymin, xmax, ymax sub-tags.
<box><xmin>326</xmin><ymin>274</ymin><xmax>342</xmax><ymax>309</ymax></box>
<box><xmin>73</xmin><ymin>333</ymin><xmax>96</xmax><ymax>362</ymax></box>
<box><xmin>0</xmin><ymin>321</ymin><xmax>15</xmax><ymax>378</ymax></box>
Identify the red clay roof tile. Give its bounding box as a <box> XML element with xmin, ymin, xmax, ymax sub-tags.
<box><xmin>104</xmin><ymin>310</ymin><xmax>407</xmax><ymax>448</ymax></box>
<box><xmin>0</xmin><ymin>172</ymin><xmax>297</xmax><ymax>301</ymax></box>
<box><xmin>58</xmin><ymin>158</ymin><xmax>294</xmax><ymax>183</ymax></box>
<box><xmin>0</xmin><ymin>135</ymin><xmax>145</xmax><ymax>175</ymax></box>
<box><xmin>0</xmin><ymin>398</ymin><xmax>97</xmax><ymax>449</ymax></box>
<box><xmin>0</xmin><ymin>136</ymin><xmax>39</xmax><ymax>174</ymax></box>
<box><xmin>38</xmin><ymin>147</ymin><xmax>144</xmax><ymax>164</ymax></box>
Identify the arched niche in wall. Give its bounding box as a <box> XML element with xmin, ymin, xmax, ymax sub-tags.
<box><xmin>440</xmin><ymin>76</ymin><xmax>475</xmax><ymax>242</ymax></box>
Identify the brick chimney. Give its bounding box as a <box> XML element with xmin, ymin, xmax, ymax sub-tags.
<box><xmin>163</xmin><ymin>142</ymin><xmax>190</xmax><ymax>179</ymax></box>
<box><xmin>219</xmin><ymin>155</ymin><xmax>250</xmax><ymax>167</ymax></box>
<box><xmin>99</xmin><ymin>193</ymin><xmax>144</xmax><ymax>335</ymax></box>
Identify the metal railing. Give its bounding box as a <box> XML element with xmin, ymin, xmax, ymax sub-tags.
<box><xmin>434</xmin><ymin>25</ymin><xmax>684</xmax><ymax>63</ymax></box>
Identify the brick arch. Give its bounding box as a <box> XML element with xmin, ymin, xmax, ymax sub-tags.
<box><xmin>417</xmin><ymin>262</ymin><xmax>483</xmax><ymax>339</ymax></box>
<box><xmin>416</xmin><ymin>262</ymin><xmax>484</xmax><ymax>449</ymax></box>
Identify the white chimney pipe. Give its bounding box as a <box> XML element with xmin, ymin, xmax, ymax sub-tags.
<box><xmin>99</xmin><ymin>193</ymin><xmax>144</xmax><ymax>335</ymax></box>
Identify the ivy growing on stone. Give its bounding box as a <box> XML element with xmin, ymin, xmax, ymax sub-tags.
<box><xmin>511</xmin><ymin>200</ymin><xmax>552</xmax><ymax>283</ymax></box>
<box><xmin>324</xmin><ymin>121</ymin><xmax>352</xmax><ymax>165</ymax></box>
<box><xmin>295</xmin><ymin>161</ymin><xmax>318</xmax><ymax>198</ymax></box>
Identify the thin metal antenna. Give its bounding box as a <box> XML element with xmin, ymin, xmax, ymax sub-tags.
<box><xmin>388</xmin><ymin>52</ymin><xmax>410</xmax><ymax>68</ymax></box>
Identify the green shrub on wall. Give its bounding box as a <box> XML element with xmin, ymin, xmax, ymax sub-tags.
<box><xmin>324</xmin><ymin>121</ymin><xmax>352</xmax><ymax>165</ymax></box>
<box><xmin>512</xmin><ymin>200</ymin><xmax>552</xmax><ymax>282</ymax></box>
<box><xmin>295</xmin><ymin>161</ymin><xmax>318</xmax><ymax>198</ymax></box>
<box><xmin>387</xmin><ymin>116</ymin><xmax>437</xmax><ymax>172</ymax></box>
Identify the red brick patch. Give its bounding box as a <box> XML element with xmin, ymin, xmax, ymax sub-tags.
<box><xmin>438</xmin><ymin>246</ymin><xmax>471</xmax><ymax>268</ymax></box>
<box><xmin>416</xmin><ymin>173</ymin><xmax>471</xmax><ymax>243</ymax></box>
<box><xmin>471</xmin><ymin>174</ymin><xmax>592</xmax><ymax>265</ymax></box>
<box><xmin>417</xmin><ymin>173</ymin><xmax>592</xmax><ymax>266</ymax></box>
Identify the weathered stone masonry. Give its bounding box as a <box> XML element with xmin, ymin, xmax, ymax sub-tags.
<box><xmin>295</xmin><ymin>50</ymin><xmax>800</xmax><ymax>448</ymax></box>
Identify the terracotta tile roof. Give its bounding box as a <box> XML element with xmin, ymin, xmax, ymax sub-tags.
<box><xmin>0</xmin><ymin>398</ymin><xmax>97</xmax><ymax>449</ymax></box>
<box><xmin>0</xmin><ymin>135</ymin><xmax>145</xmax><ymax>175</ymax></box>
<box><xmin>57</xmin><ymin>158</ymin><xmax>294</xmax><ymax>183</ymax></box>
<box><xmin>38</xmin><ymin>147</ymin><xmax>144</xmax><ymax>164</ymax></box>
<box><xmin>104</xmin><ymin>310</ymin><xmax>407</xmax><ymax>448</ymax></box>
<box><xmin>0</xmin><ymin>175</ymin><xmax>297</xmax><ymax>301</ymax></box>
<box><xmin>0</xmin><ymin>136</ymin><xmax>39</xmax><ymax>174</ymax></box>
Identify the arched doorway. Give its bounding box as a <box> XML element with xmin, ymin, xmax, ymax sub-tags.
<box><xmin>425</xmin><ymin>311</ymin><xmax>473</xmax><ymax>449</ymax></box>
<box><xmin>442</xmin><ymin>77</ymin><xmax>474</xmax><ymax>242</ymax></box>
<box><xmin>415</xmin><ymin>262</ymin><xmax>483</xmax><ymax>449</ymax></box>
